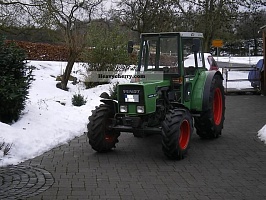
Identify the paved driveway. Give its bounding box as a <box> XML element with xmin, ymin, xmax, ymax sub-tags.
<box><xmin>6</xmin><ymin>95</ymin><xmax>266</xmax><ymax>200</ymax></box>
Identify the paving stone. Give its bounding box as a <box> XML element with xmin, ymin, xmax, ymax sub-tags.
<box><xmin>0</xmin><ymin>165</ymin><xmax>54</xmax><ymax>199</ymax></box>
<box><xmin>18</xmin><ymin>95</ymin><xmax>266</xmax><ymax>200</ymax></box>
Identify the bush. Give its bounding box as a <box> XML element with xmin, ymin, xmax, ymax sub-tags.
<box><xmin>0</xmin><ymin>36</ymin><xmax>33</xmax><ymax>124</ymax></box>
<box><xmin>0</xmin><ymin>141</ymin><xmax>13</xmax><ymax>158</ymax></box>
<box><xmin>82</xmin><ymin>65</ymin><xmax>110</xmax><ymax>89</ymax></box>
<box><xmin>82</xmin><ymin>23</ymin><xmax>133</xmax><ymax>71</ymax></box>
<box><xmin>81</xmin><ymin>22</ymin><xmax>137</xmax><ymax>89</ymax></box>
<box><xmin>72</xmin><ymin>94</ymin><xmax>87</xmax><ymax>106</ymax></box>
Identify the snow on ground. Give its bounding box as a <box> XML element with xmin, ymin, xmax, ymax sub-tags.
<box><xmin>0</xmin><ymin>56</ymin><xmax>265</xmax><ymax>167</ymax></box>
<box><xmin>0</xmin><ymin>61</ymin><xmax>121</xmax><ymax>166</ymax></box>
<box><xmin>258</xmin><ymin>125</ymin><xmax>266</xmax><ymax>143</ymax></box>
<box><xmin>216</xmin><ymin>56</ymin><xmax>263</xmax><ymax>65</ymax></box>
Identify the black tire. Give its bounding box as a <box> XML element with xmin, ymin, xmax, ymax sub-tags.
<box><xmin>195</xmin><ymin>74</ymin><xmax>225</xmax><ymax>139</ymax></box>
<box><xmin>162</xmin><ymin>109</ymin><xmax>193</xmax><ymax>160</ymax></box>
<box><xmin>87</xmin><ymin>104</ymin><xmax>120</xmax><ymax>152</ymax></box>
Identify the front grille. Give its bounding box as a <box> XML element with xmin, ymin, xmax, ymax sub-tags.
<box><xmin>118</xmin><ymin>85</ymin><xmax>144</xmax><ymax>104</ymax></box>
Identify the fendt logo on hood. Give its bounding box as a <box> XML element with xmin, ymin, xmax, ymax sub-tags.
<box><xmin>123</xmin><ymin>89</ymin><xmax>140</xmax><ymax>94</ymax></box>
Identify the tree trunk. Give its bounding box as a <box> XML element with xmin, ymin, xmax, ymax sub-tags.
<box><xmin>254</xmin><ymin>38</ymin><xmax>258</xmax><ymax>56</ymax></box>
<box><xmin>204</xmin><ymin>35</ymin><xmax>212</xmax><ymax>52</ymax></box>
<box><xmin>60</xmin><ymin>51</ymin><xmax>77</xmax><ymax>90</ymax></box>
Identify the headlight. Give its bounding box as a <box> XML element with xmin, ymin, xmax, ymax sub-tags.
<box><xmin>120</xmin><ymin>105</ymin><xmax>128</xmax><ymax>113</ymax></box>
<box><xmin>137</xmin><ymin>106</ymin><xmax>145</xmax><ymax>113</ymax></box>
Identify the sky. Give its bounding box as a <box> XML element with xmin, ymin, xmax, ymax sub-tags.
<box><xmin>0</xmin><ymin>55</ymin><xmax>265</xmax><ymax>167</ymax></box>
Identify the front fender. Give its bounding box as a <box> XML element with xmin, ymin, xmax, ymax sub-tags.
<box><xmin>100</xmin><ymin>99</ymin><xmax>118</xmax><ymax>113</ymax></box>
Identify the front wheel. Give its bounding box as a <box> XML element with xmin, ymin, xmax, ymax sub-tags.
<box><xmin>162</xmin><ymin>109</ymin><xmax>193</xmax><ymax>160</ymax></box>
<box><xmin>195</xmin><ymin>74</ymin><xmax>225</xmax><ymax>139</ymax></box>
<box><xmin>87</xmin><ymin>104</ymin><xmax>120</xmax><ymax>152</ymax></box>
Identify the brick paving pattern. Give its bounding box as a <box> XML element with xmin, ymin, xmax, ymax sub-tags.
<box><xmin>3</xmin><ymin>95</ymin><xmax>266</xmax><ymax>200</ymax></box>
<box><xmin>0</xmin><ymin>165</ymin><xmax>54</xmax><ymax>200</ymax></box>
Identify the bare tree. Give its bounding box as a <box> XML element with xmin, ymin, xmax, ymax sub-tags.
<box><xmin>172</xmin><ymin>0</ymin><xmax>266</xmax><ymax>51</ymax></box>
<box><xmin>114</xmin><ymin>0</ymin><xmax>265</xmax><ymax>51</ymax></box>
<box><xmin>0</xmin><ymin>0</ymin><xmax>36</xmax><ymax>5</ymax></box>
<box><xmin>113</xmin><ymin>0</ymin><xmax>238</xmax><ymax>50</ymax></box>
<box><xmin>0</xmin><ymin>1</ymin><xmax>27</xmax><ymax>28</ymax></box>
<box><xmin>114</xmin><ymin>0</ymin><xmax>176</xmax><ymax>36</ymax></box>
<box><xmin>170</xmin><ymin>0</ymin><xmax>238</xmax><ymax>51</ymax></box>
<box><xmin>236</xmin><ymin>9</ymin><xmax>266</xmax><ymax>55</ymax></box>
<box><xmin>27</xmin><ymin>0</ymin><xmax>103</xmax><ymax>90</ymax></box>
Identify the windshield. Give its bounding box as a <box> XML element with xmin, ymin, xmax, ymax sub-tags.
<box><xmin>139</xmin><ymin>36</ymin><xmax>179</xmax><ymax>73</ymax></box>
<box><xmin>182</xmin><ymin>38</ymin><xmax>204</xmax><ymax>68</ymax></box>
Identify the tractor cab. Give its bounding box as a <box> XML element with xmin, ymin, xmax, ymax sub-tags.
<box><xmin>134</xmin><ymin>32</ymin><xmax>207</xmax><ymax>77</ymax></box>
<box><xmin>125</xmin><ymin>32</ymin><xmax>208</xmax><ymax>111</ymax></box>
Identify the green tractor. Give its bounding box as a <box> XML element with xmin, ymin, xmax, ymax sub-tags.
<box><xmin>87</xmin><ymin>32</ymin><xmax>225</xmax><ymax>160</ymax></box>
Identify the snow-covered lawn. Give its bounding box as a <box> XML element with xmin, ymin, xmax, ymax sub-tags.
<box><xmin>0</xmin><ymin>56</ymin><xmax>265</xmax><ymax>167</ymax></box>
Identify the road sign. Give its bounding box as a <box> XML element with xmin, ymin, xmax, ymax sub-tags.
<box><xmin>212</xmin><ymin>39</ymin><xmax>223</xmax><ymax>47</ymax></box>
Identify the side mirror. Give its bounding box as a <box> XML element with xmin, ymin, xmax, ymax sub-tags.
<box><xmin>192</xmin><ymin>38</ymin><xmax>200</xmax><ymax>53</ymax></box>
<box><xmin>128</xmin><ymin>41</ymin><xmax>134</xmax><ymax>53</ymax></box>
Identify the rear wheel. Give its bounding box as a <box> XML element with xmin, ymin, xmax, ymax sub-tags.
<box><xmin>195</xmin><ymin>74</ymin><xmax>225</xmax><ymax>138</ymax></box>
<box><xmin>162</xmin><ymin>109</ymin><xmax>193</xmax><ymax>160</ymax></box>
<box><xmin>87</xmin><ymin>104</ymin><xmax>120</xmax><ymax>152</ymax></box>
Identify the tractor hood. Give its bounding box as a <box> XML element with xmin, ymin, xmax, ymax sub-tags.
<box><xmin>117</xmin><ymin>80</ymin><xmax>170</xmax><ymax>115</ymax></box>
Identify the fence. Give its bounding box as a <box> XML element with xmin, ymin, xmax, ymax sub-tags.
<box><xmin>221</xmin><ymin>65</ymin><xmax>261</xmax><ymax>94</ymax></box>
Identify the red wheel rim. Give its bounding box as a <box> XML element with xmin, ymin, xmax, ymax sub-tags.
<box><xmin>105</xmin><ymin>135</ymin><xmax>115</xmax><ymax>142</ymax></box>
<box><xmin>213</xmin><ymin>88</ymin><xmax>222</xmax><ymax>125</ymax></box>
<box><xmin>179</xmin><ymin>120</ymin><xmax>190</xmax><ymax>150</ymax></box>
<box><xmin>104</xmin><ymin>118</ymin><xmax>115</xmax><ymax>142</ymax></box>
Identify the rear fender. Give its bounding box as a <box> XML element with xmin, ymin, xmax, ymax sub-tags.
<box><xmin>191</xmin><ymin>70</ymin><xmax>223</xmax><ymax>112</ymax></box>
